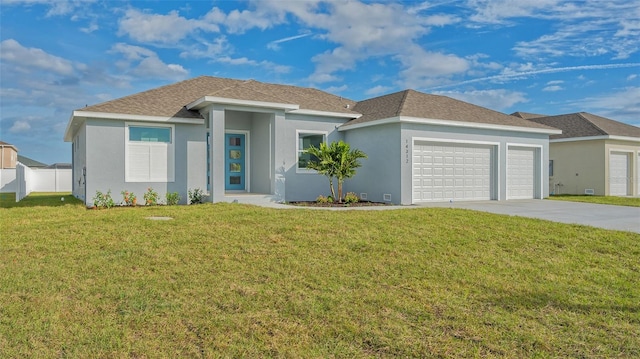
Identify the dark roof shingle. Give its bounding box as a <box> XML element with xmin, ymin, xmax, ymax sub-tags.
<box><xmin>511</xmin><ymin>111</ymin><xmax>547</xmax><ymax>120</ymax></box>
<box><xmin>526</xmin><ymin>112</ymin><xmax>640</xmax><ymax>139</ymax></box>
<box><xmin>80</xmin><ymin>76</ymin><xmax>358</xmax><ymax>118</ymax></box>
<box><xmin>347</xmin><ymin>90</ymin><xmax>555</xmax><ymax>130</ymax></box>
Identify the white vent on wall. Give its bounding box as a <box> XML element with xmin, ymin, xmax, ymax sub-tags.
<box><xmin>584</xmin><ymin>189</ymin><xmax>595</xmax><ymax>195</ymax></box>
<box><xmin>360</xmin><ymin>193</ymin><xmax>368</xmax><ymax>200</ymax></box>
<box><xmin>383</xmin><ymin>194</ymin><xmax>392</xmax><ymax>202</ymax></box>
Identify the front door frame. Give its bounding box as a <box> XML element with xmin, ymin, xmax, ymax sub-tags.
<box><xmin>225</xmin><ymin>130</ymin><xmax>250</xmax><ymax>192</ymax></box>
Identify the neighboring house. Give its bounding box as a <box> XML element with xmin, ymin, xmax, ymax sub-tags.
<box><xmin>17</xmin><ymin>155</ymin><xmax>47</xmax><ymax>168</ymax></box>
<box><xmin>0</xmin><ymin>141</ymin><xmax>18</xmax><ymax>169</ymax></box>
<box><xmin>517</xmin><ymin>112</ymin><xmax>640</xmax><ymax>196</ymax></box>
<box><xmin>1</xmin><ymin>141</ymin><xmax>19</xmax><ymax>192</ymax></box>
<box><xmin>63</xmin><ymin>76</ymin><xmax>560</xmax><ymax>206</ymax></box>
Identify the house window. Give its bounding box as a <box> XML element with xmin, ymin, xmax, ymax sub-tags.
<box><xmin>129</xmin><ymin>126</ymin><xmax>171</xmax><ymax>143</ymax></box>
<box><xmin>549</xmin><ymin>160</ymin><xmax>554</xmax><ymax>177</ymax></box>
<box><xmin>297</xmin><ymin>131</ymin><xmax>326</xmax><ymax>170</ymax></box>
<box><xmin>126</xmin><ymin>124</ymin><xmax>175</xmax><ymax>182</ymax></box>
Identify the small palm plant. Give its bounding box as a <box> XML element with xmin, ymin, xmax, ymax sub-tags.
<box><xmin>306</xmin><ymin>140</ymin><xmax>367</xmax><ymax>203</ymax></box>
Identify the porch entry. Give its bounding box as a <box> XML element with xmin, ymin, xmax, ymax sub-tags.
<box><xmin>225</xmin><ymin>133</ymin><xmax>245</xmax><ymax>190</ymax></box>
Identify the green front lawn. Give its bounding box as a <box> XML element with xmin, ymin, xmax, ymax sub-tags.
<box><xmin>1</xmin><ymin>196</ymin><xmax>639</xmax><ymax>357</ymax></box>
<box><xmin>549</xmin><ymin>194</ymin><xmax>640</xmax><ymax>207</ymax></box>
<box><xmin>0</xmin><ymin>192</ymin><xmax>81</xmax><ymax>208</ymax></box>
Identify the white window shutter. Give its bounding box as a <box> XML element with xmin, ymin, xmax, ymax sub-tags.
<box><xmin>128</xmin><ymin>144</ymin><xmax>151</xmax><ymax>181</ymax></box>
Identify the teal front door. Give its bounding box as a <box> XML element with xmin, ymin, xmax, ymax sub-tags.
<box><xmin>225</xmin><ymin>133</ymin><xmax>245</xmax><ymax>190</ymax></box>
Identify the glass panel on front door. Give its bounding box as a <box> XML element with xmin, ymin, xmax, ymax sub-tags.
<box><xmin>225</xmin><ymin>134</ymin><xmax>245</xmax><ymax>190</ymax></box>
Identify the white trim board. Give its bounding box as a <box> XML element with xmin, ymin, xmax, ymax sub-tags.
<box><xmin>340</xmin><ymin>116</ymin><xmax>562</xmax><ymax>135</ymax></box>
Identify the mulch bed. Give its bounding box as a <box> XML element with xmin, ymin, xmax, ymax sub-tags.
<box><xmin>288</xmin><ymin>201</ymin><xmax>391</xmax><ymax>207</ymax></box>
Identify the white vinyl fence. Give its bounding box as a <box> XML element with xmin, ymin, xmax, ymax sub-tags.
<box><xmin>13</xmin><ymin>163</ymin><xmax>72</xmax><ymax>201</ymax></box>
<box><xmin>0</xmin><ymin>168</ymin><xmax>17</xmax><ymax>193</ymax></box>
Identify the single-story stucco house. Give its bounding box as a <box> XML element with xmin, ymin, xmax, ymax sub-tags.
<box><xmin>63</xmin><ymin>76</ymin><xmax>560</xmax><ymax>206</ymax></box>
<box><xmin>515</xmin><ymin>112</ymin><xmax>640</xmax><ymax>196</ymax></box>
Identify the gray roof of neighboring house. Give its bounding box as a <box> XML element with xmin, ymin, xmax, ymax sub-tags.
<box><xmin>46</xmin><ymin>163</ymin><xmax>72</xmax><ymax>169</ymax></box>
<box><xmin>17</xmin><ymin>155</ymin><xmax>47</xmax><ymax>168</ymax></box>
<box><xmin>347</xmin><ymin>90</ymin><xmax>555</xmax><ymax>130</ymax></box>
<box><xmin>511</xmin><ymin>111</ymin><xmax>547</xmax><ymax>120</ymax></box>
<box><xmin>525</xmin><ymin>112</ymin><xmax>640</xmax><ymax>139</ymax></box>
<box><xmin>79</xmin><ymin>76</ymin><xmax>359</xmax><ymax>119</ymax></box>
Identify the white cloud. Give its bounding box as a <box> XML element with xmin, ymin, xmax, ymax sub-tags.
<box><xmin>324</xmin><ymin>85</ymin><xmax>348</xmax><ymax>94</ymax></box>
<box><xmin>627</xmin><ymin>74</ymin><xmax>638</xmax><ymax>81</ymax></box>
<box><xmin>365</xmin><ymin>85</ymin><xmax>393</xmax><ymax>96</ymax></box>
<box><xmin>462</xmin><ymin>1</ymin><xmax>639</xmax><ymax>60</ymax></box>
<box><xmin>216</xmin><ymin>56</ymin><xmax>291</xmax><ymax>74</ymax></box>
<box><xmin>9</xmin><ymin>120</ymin><xmax>31</xmax><ymax>133</ymax></box>
<box><xmin>543</xmin><ymin>85</ymin><xmax>563</xmax><ymax>92</ymax></box>
<box><xmin>397</xmin><ymin>46</ymin><xmax>469</xmax><ymax>89</ymax></box>
<box><xmin>546</xmin><ymin>80</ymin><xmax>564</xmax><ymax>85</ymax></box>
<box><xmin>267</xmin><ymin>33</ymin><xmax>312</xmax><ymax>51</ymax></box>
<box><xmin>223</xmin><ymin>7</ymin><xmax>286</xmax><ymax>34</ymax></box>
<box><xmin>429</xmin><ymin>63</ymin><xmax>640</xmax><ymax>90</ymax></box>
<box><xmin>110</xmin><ymin>43</ymin><xmax>188</xmax><ymax>80</ymax></box>
<box><xmin>424</xmin><ymin>14</ymin><xmax>460</xmax><ymax>27</ymax></box>
<box><xmin>180</xmin><ymin>36</ymin><xmax>231</xmax><ymax>59</ymax></box>
<box><xmin>572</xmin><ymin>86</ymin><xmax>640</xmax><ymax>122</ymax></box>
<box><xmin>0</xmin><ymin>39</ymin><xmax>75</xmax><ymax>75</ymax></box>
<box><xmin>468</xmin><ymin>0</ymin><xmax>561</xmax><ymax>24</ymax></box>
<box><xmin>80</xmin><ymin>21</ymin><xmax>98</xmax><ymax>33</ymax></box>
<box><xmin>1</xmin><ymin>0</ymin><xmax>95</xmax><ymax>17</ymax></box>
<box><xmin>251</xmin><ymin>1</ymin><xmax>468</xmax><ymax>85</ymax></box>
<box><xmin>118</xmin><ymin>8</ymin><xmax>220</xmax><ymax>44</ymax></box>
<box><xmin>434</xmin><ymin>89</ymin><xmax>528</xmax><ymax>111</ymax></box>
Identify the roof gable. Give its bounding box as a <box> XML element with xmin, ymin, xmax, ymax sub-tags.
<box><xmin>526</xmin><ymin>112</ymin><xmax>640</xmax><ymax>139</ymax></box>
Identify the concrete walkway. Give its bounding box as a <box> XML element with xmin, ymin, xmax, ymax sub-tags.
<box><xmin>257</xmin><ymin>199</ymin><xmax>640</xmax><ymax>233</ymax></box>
<box><xmin>416</xmin><ymin>200</ymin><xmax>640</xmax><ymax>234</ymax></box>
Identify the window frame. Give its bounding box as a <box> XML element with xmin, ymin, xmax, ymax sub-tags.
<box><xmin>549</xmin><ymin>159</ymin><xmax>554</xmax><ymax>177</ymax></box>
<box><xmin>296</xmin><ymin>130</ymin><xmax>327</xmax><ymax>173</ymax></box>
<box><xmin>125</xmin><ymin>122</ymin><xmax>175</xmax><ymax>183</ymax></box>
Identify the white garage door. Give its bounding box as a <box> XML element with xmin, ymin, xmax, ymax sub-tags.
<box><xmin>507</xmin><ymin>147</ymin><xmax>535</xmax><ymax>199</ymax></box>
<box><xmin>413</xmin><ymin>142</ymin><xmax>492</xmax><ymax>202</ymax></box>
<box><xmin>609</xmin><ymin>152</ymin><xmax>629</xmax><ymax>196</ymax></box>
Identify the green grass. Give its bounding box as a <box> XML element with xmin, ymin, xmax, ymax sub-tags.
<box><xmin>548</xmin><ymin>194</ymin><xmax>640</xmax><ymax>207</ymax></box>
<box><xmin>0</xmin><ymin>192</ymin><xmax>82</xmax><ymax>208</ymax></box>
<box><xmin>1</xmin><ymin>195</ymin><xmax>639</xmax><ymax>357</ymax></box>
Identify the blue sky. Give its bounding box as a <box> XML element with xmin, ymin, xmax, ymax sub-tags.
<box><xmin>1</xmin><ymin>0</ymin><xmax>639</xmax><ymax>164</ymax></box>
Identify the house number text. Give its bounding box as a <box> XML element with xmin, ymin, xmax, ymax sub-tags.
<box><xmin>405</xmin><ymin>139</ymin><xmax>409</xmax><ymax>164</ymax></box>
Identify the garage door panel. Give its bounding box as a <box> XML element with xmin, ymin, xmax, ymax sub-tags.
<box><xmin>413</xmin><ymin>141</ymin><xmax>493</xmax><ymax>202</ymax></box>
<box><xmin>609</xmin><ymin>152</ymin><xmax>629</xmax><ymax>196</ymax></box>
<box><xmin>507</xmin><ymin>147</ymin><xmax>535</xmax><ymax>199</ymax></box>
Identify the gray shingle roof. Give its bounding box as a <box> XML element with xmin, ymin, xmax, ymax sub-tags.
<box><xmin>526</xmin><ymin>112</ymin><xmax>640</xmax><ymax>139</ymax></box>
<box><xmin>79</xmin><ymin>76</ymin><xmax>358</xmax><ymax>118</ymax></box>
<box><xmin>347</xmin><ymin>90</ymin><xmax>555</xmax><ymax>130</ymax></box>
<box><xmin>17</xmin><ymin>155</ymin><xmax>47</xmax><ymax>168</ymax></box>
<box><xmin>77</xmin><ymin>77</ymin><xmax>558</xmax><ymax>132</ymax></box>
<box><xmin>511</xmin><ymin>111</ymin><xmax>547</xmax><ymax>120</ymax></box>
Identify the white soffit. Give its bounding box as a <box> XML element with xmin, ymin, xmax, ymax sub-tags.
<box><xmin>187</xmin><ymin>96</ymin><xmax>300</xmax><ymax>111</ymax></box>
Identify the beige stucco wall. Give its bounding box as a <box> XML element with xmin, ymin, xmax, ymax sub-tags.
<box><xmin>549</xmin><ymin>140</ymin><xmax>604</xmax><ymax>195</ymax></box>
<box><xmin>549</xmin><ymin>139</ymin><xmax>640</xmax><ymax>196</ymax></box>
<box><xmin>1</xmin><ymin>146</ymin><xmax>18</xmax><ymax>169</ymax></box>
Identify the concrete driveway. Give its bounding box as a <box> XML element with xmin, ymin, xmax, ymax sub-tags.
<box><xmin>418</xmin><ymin>200</ymin><xmax>640</xmax><ymax>233</ymax></box>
